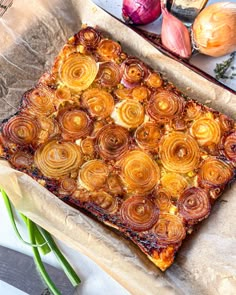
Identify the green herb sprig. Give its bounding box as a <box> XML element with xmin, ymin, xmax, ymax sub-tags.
<box><xmin>214</xmin><ymin>51</ymin><xmax>236</xmax><ymax>80</ymax></box>
<box><xmin>0</xmin><ymin>187</ymin><xmax>81</xmax><ymax>295</ymax></box>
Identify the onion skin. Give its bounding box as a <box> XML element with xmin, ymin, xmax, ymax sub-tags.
<box><xmin>120</xmin><ymin>196</ymin><xmax>159</xmax><ymax>231</ymax></box>
<box><xmin>193</xmin><ymin>2</ymin><xmax>236</xmax><ymax>57</ymax></box>
<box><xmin>122</xmin><ymin>0</ymin><xmax>161</xmax><ymax>25</ymax></box>
<box><xmin>178</xmin><ymin>187</ymin><xmax>211</xmax><ymax>224</ymax></box>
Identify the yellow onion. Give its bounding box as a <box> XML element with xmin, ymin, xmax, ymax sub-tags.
<box><xmin>135</xmin><ymin>122</ymin><xmax>162</xmax><ymax>150</ymax></box>
<box><xmin>155</xmin><ymin>190</ymin><xmax>172</xmax><ymax>212</ymax></box>
<box><xmin>9</xmin><ymin>151</ymin><xmax>33</xmax><ymax>169</ymax></box>
<box><xmin>22</xmin><ymin>85</ymin><xmax>55</xmax><ymax>116</ymax></box>
<box><xmin>35</xmin><ymin>140</ymin><xmax>83</xmax><ymax>179</ymax></box>
<box><xmin>2</xmin><ymin>115</ymin><xmax>39</xmax><ymax>146</ymax></box>
<box><xmin>190</xmin><ymin>117</ymin><xmax>221</xmax><ymax>146</ymax></box>
<box><xmin>96</xmin><ymin>124</ymin><xmax>129</xmax><ymax>160</ymax></box>
<box><xmin>38</xmin><ymin>117</ymin><xmax>60</xmax><ymax>143</ymax></box>
<box><xmin>145</xmin><ymin>72</ymin><xmax>163</xmax><ymax>88</ymax></box>
<box><xmin>185</xmin><ymin>100</ymin><xmax>203</xmax><ymax>121</ymax></box>
<box><xmin>96</xmin><ymin>61</ymin><xmax>121</xmax><ymax>87</ymax></box>
<box><xmin>120</xmin><ymin>196</ymin><xmax>159</xmax><ymax>231</ymax></box>
<box><xmin>79</xmin><ymin>160</ymin><xmax>109</xmax><ymax>191</ymax></box>
<box><xmin>114</xmin><ymin>88</ymin><xmax>132</xmax><ymax>100</ymax></box>
<box><xmin>107</xmin><ymin>174</ymin><xmax>123</xmax><ymax>196</ymax></box>
<box><xmin>153</xmin><ymin>214</ymin><xmax>186</xmax><ymax>245</ymax></box>
<box><xmin>57</xmin><ymin>108</ymin><xmax>92</xmax><ymax>140</ymax></box>
<box><xmin>222</xmin><ymin>130</ymin><xmax>236</xmax><ymax>162</ymax></box>
<box><xmin>159</xmin><ymin>132</ymin><xmax>200</xmax><ymax>173</ymax></box>
<box><xmin>60</xmin><ymin>177</ymin><xmax>77</xmax><ymax>194</ymax></box>
<box><xmin>90</xmin><ymin>192</ymin><xmax>118</xmax><ymax>214</ymax></box>
<box><xmin>193</xmin><ymin>2</ymin><xmax>236</xmax><ymax>57</ymax></box>
<box><xmin>120</xmin><ymin>57</ymin><xmax>148</xmax><ymax>88</ymax></box>
<box><xmin>198</xmin><ymin>157</ymin><xmax>233</xmax><ymax>189</ymax></box>
<box><xmin>82</xmin><ymin>88</ymin><xmax>114</xmax><ymax>119</ymax></box>
<box><xmin>178</xmin><ymin>187</ymin><xmax>211</xmax><ymax>223</ymax></box>
<box><xmin>161</xmin><ymin>173</ymin><xmax>188</xmax><ymax>199</ymax></box>
<box><xmin>147</xmin><ymin>90</ymin><xmax>185</xmax><ymax>123</ymax></box>
<box><xmin>118</xmin><ymin>150</ymin><xmax>160</xmax><ymax>194</ymax></box>
<box><xmin>111</xmin><ymin>99</ymin><xmax>144</xmax><ymax>129</ymax></box>
<box><xmin>97</xmin><ymin>39</ymin><xmax>121</xmax><ymax>61</ymax></box>
<box><xmin>76</xmin><ymin>26</ymin><xmax>101</xmax><ymax>50</ymax></box>
<box><xmin>132</xmin><ymin>86</ymin><xmax>150</xmax><ymax>102</ymax></box>
<box><xmin>80</xmin><ymin>138</ymin><xmax>95</xmax><ymax>156</ymax></box>
<box><xmin>59</xmin><ymin>53</ymin><xmax>98</xmax><ymax>91</ymax></box>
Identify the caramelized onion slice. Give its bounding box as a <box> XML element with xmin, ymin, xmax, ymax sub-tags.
<box><xmin>121</xmin><ymin>57</ymin><xmax>148</xmax><ymax>88</ymax></box>
<box><xmin>107</xmin><ymin>174</ymin><xmax>123</xmax><ymax>196</ymax></box>
<box><xmin>90</xmin><ymin>192</ymin><xmax>118</xmax><ymax>214</ymax></box>
<box><xmin>79</xmin><ymin>160</ymin><xmax>109</xmax><ymax>191</ymax></box>
<box><xmin>146</xmin><ymin>72</ymin><xmax>163</xmax><ymax>88</ymax></box>
<box><xmin>198</xmin><ymin>157</ymin><xmax>233</xmax><ymax>188</ymax></box>
<box><xmin>2</xmin><ymin>115</ymin><xmax>39</xmax><ymax>146</ymax></box>
<box><xmin>9</xmin><ymin>151</ymin><xmax>33</xmax><ymax>169</ymax></box>
<box><xmin>77</xmin><ymin>27</ymin><xmax>101</xmax><ymax>49</ymax></box>
<box><xmin>96</xmin><ymin>62</ymin><xmax>121</xmax><ymax>87</ymax></box>
<box><xmin>185</xmin><ymin>100</ymin><xmax>202</xmax><ymax>121</ymax></box>
<box><xmin>60</xmin><ymin>177</ymin><xmax>77</xmax><ymax>194</ymax></box>
<box><xmin>132</xmin><ymin>86</ymin><xmax>150</xmax><ymax>102</ymax></box>
<box><xmin>58</xmin><ymin>108</ymin><xmax>92</xmax><ymax>140</ymax></box>
<box><xmin>111</xmin><ymin>99</ymin><xmax>144</xmax><ymax>129</ymax></box>
<box><xmin>35</xmin><ymin>140</ymin><xmax>83</xmax><ymax>179</ymax></box>
<box><xmin>119</xmin><ymin>150</ymin><xmax>160</xmax><ymax>194</ymax></box>
<box><xmin>59</xmin><ymin>53</ymin><xmax>98</xmax><ymax>91</ymax></box>
<box><xmin>190</xmin><ymin>117</ymin><xmax>221</xmax><ymax>146</ymax></box>
<box><xmin>120</xmin><ymin>196</ymin><xmax>159</xmax><ymax>231</ymax></box>
<box><xmin>153</xmin><ymin>214</ymin><xmax>186</xmax><ymax>245</ymax></box>
<box><xmin>155</xmin><ymin>190</ymin><xmax>172</xmax><ymax>212</ymax></box>
<box><xmin>82</xmin><ymin>88</ymin><xmax>114</xmax><ymax>119</ymax></box>
<box><xmin>135</xmin><ymin>122</ymin><xmax>162</xmax><ymax>150</ymax></box>
<box><xmin>22</xmin><ymin>85</ymin><xmax>55</xmax><ymax>116</ymax></box>
<box><xmin>223</xmin><ymin>131</ymin><xmax>236</xmax><ymax>162</ymax></box>
<box><xmin>96</xmin><ymin>124</ymin><xmax>129</xmax><ymax>160</ymax></box>
<box><xmin>97</xmin><ymin>39</ymin><xmax>121</xmax><ymax>61</ymax></box>
<box><xmin>114</xmin><ymin>88</ymin><xmax>132</xmax><ymax>100</ymax></box>
<box><xmin>147</xmin><ymin>90</ymin><xmax>185</xmax><ymax>122</ymax></box>
<box><xmin>159</xmin><ymin>132</ymin><xmax>200</xmax><ymax>174</ymax></box>
<box><xmin>55</xmin><ymin>86</ymin><xmax>71</xmax><ymax>101</ymax></box>
<box><xmin>161</xmin><ymin>173</ymin><xmax>188</xmax><ymax>199</ymax></box>
<box><xmin>80</xmin><ymin>138</ymin><xmax>95</xmax><ymax>156</ymax></box>
<box><xmin>178</xmin><ymin>187</ymin><xmax>211</xmax><ymax>223</ymax></box>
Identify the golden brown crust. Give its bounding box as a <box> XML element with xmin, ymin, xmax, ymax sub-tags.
<box><xmin>0</xmin><ymin>26</ymin><xmax>235</xmax><ymax>271</ymax></box>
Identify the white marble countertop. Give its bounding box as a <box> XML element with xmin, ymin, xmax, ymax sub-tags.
<box><xmin>0</xmin><ymin>0</ymin><xmax>235</xmax><ymax>294</ymax></box>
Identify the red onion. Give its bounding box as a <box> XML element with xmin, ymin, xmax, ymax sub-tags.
<box><xmin>122</xmin><ymin>0</ymin><xmax>161</xmax><ymax>25</ymax></box>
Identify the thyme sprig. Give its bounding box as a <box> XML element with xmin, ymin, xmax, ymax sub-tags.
<box><xmin>214</xmin><ymin>51</ymin><xmax>236</xmax><ymax>80</ymax></box>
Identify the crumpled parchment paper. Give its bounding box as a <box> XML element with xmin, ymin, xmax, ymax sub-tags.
<box><xmin>0</xmin><ymin>1</ymin><xmax>236</xmax><ymax>294</ymax></box>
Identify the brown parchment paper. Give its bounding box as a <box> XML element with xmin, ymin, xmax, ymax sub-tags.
<box><xmin>0</xmin><ymin>1</ymin><xmax>236</xmax><ymax>294</ymax></box>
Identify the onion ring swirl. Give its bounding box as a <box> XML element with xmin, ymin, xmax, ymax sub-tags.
<box><xmin>9</xmin><ymin>151</ymin><xmax>33</xmax><ymax>169</ymax></box>
<box><xmin>120</xmin><ymin>196</ymin><xmax>159</xmax><ymax>231</ymax></box>
<box><xmin>153</xmin><ymin>214</ymin><xmax>186</xmax><ymax>245</ymax></box>
<box><xmin>161</xmin><ymin>173</ymin><xmax>188</xmax><ymax>199</ymax></box>
<box><xmin>60</xmin><ymin>178</ymin><xmax>77</xmax><ymax>194</ymax></box>
<box><xmin>159</xmin><ymin>132</ymin><xmax>200</xmax><ymax>174</ymax></box>
<box><xmin>135</xmin><ymin>122</ymin><xmax>162</xmax><ymax>150</ymax></box>
<box><xmin>178</xmin><ymin>187</ymin><xmax>211</xmax><ymax>223</ymax></box>
<box><xmin>198</xmin><ymin>157</ymin><xmax>233</xmax><ymax>188</ymax></box>
<box><xmin>121</xmin><ymin>57</ymin><xmax>148</xmax><ymax>88</ymax></box>
<box><xmin>190</xmin><ymin>117</ymin><xmax>221</xmax><ymax>146</ymax></box>
<box><xmin>59</xmin><ymin>53</ymin><xmax>98</xmax><ymax>91</ymax></box>
<box><xmin>77</xmin><ymin>26</ymin><xmax>101</xmax><ymax>49</ymax></box>
<box><xmin>79</xmin><ymin>160</ymin><xmax>109</xmax><ymax>191</ymax></box>
<box><xmin>147</xmin><ymin>90</ymin><xmax>185</xmax><ymax>122</ymax></box>
<box><xmin>58</xmin><ymin>108</ymin><xmax>92</xmax><ymax>140</ymax></box>
<box><xmin>82</xmin><ymin>88</ymin><xmax>114</xmax><ymax>119</ymax></box>
<box><xmin>111</xmin><ymin>99</ymin><xmax>144</xmax><ymax>129</ymax></box>
<box><xmin>35</xmin><ymin>140</ymin><xmax>83</xmax><ymax>179</ymax></box>
<box><xmin>119</xmin><ymin>150</ymin><xmax>160</xmax><ymax>194</ymax></box>
<box><xmin>96</xmin><ymin>124</ymin><xmax>129</xmax><ymax>160</ymax></box>
<box><xmin>90</xmin><ymin>192</ymin><xmax>118</xmax><ymax>214</ymax></box>
<box><xmin>146</xmin><ymin>72</ymin><xmax>163</xmax><ymax>88</ymax></box>
<box><xmin>96</xmin><ymin>62</ymin><xmax>121</xmax><ymax>87</ymax></box>
<box><xmin>222</xmin><ymin>130</ymin><xmax>236</xmax><ymax>162</ymax></box>
<box><xmin>22</xmin><ymin>85</ymin><xmax>55</xmax><ymax>116</ymax></box>
<box><xmin>155</xmin><ymin>190</ymin><xmax>171</xmax><ymax>212</ymax></box>
<box><xmin>2</xmin><ymin>115</ymin><xmax>39</xmax><ymax>146</ymax></box>
<box><xmin>97</xmin><ymin>39</ymin><xmax>121</xmax><ymax>61</ymax></box>
<box><xmin>132</xmin><ymin>86</ymin><xmax>150</xmax><ymax>102</ymax></box>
